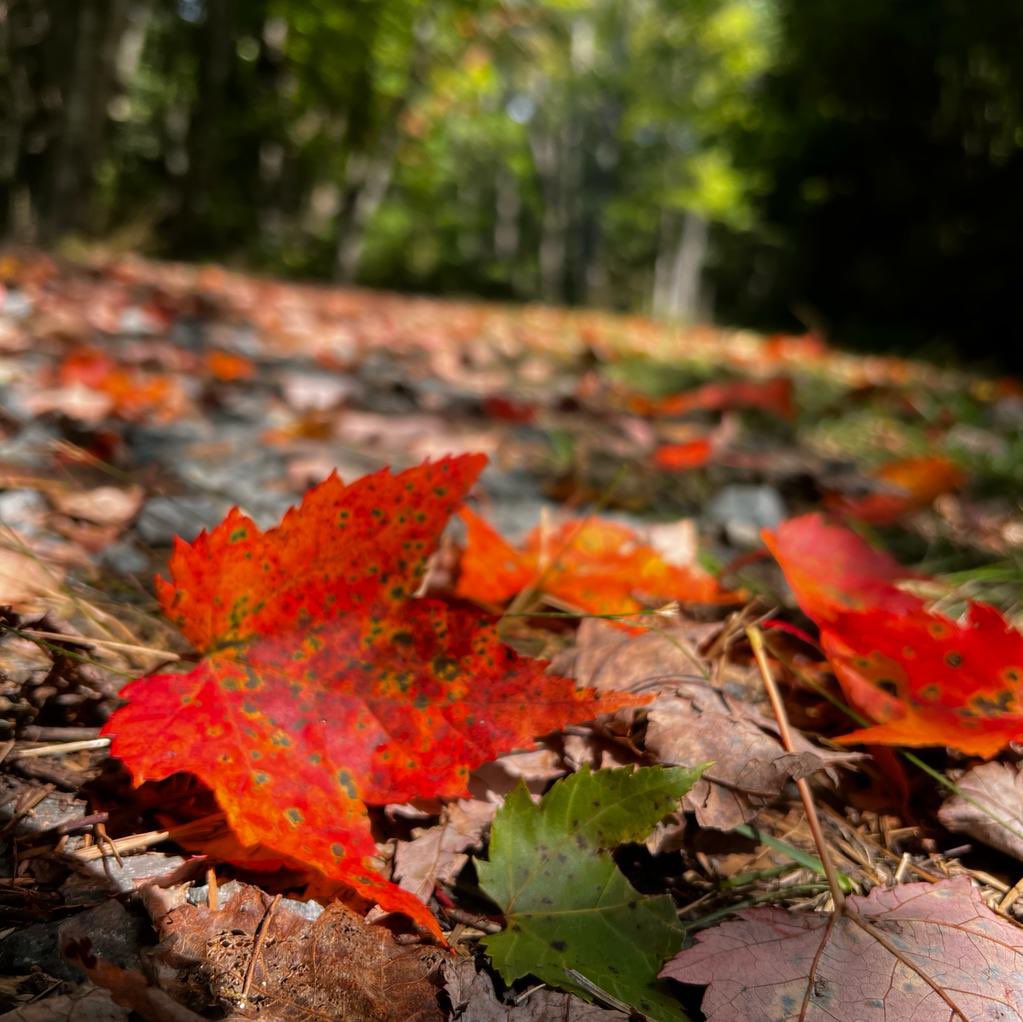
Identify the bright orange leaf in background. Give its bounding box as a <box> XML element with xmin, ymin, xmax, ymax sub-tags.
<box><xmin>765</xmin><ymin>513</ymin><xmax>1023</xmax><ymax>757</ymax></box>
<box><xmin>827</xmin><ymin>454</ymin><xmax>966</xmax><ymax>523</ymax></box>
<box><xmin>103</xmin><ymin>455</ymin><xmax>644</xmax><ymax>937</ymax></box>
<box><xmin>762</xmin><ymin>513</ymin><xmax>919</xmax><ymax>622</ymax></box>
<box><xmin>627</xmin><ymin>375</ymin><xmax>795</xmax><ymax>420</ymax></box>
<box><xmin>56</xmin><ymin>346</ymin><xmax>187</xmax><ymax>421</ymax></box>
<box><xmin>653</xmin><ymin>438</ymin><xmax>714</xmax><ymax>470</ymax></box>
<box><xmin>457</xmin><ymin>507</ymin><xmax>734</xmax><ymax>615</ymax></box>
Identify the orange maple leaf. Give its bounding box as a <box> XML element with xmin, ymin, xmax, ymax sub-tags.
<box><xmin>627</xmin><ymin>376</ymin><xmax>794</xmax><ymax>420</ymax></box>
<box><xmin>826</xmin><ymin>455</ymin><xmax>966</xmax><ymax>524</ymax></box>
<box><xmin>764</xmin><ymin>513</ymin><xmax>1023</xmax><ymax>757</ymax></box>
<box><xmin>457</xmin><ymin>508</ymin><xmax>735</xmax><ymax>615</ymax></box>
<box><xmin>103</xmin><ymin>455</ymin><xmax>644</xmax><ymax>938</ymax></box>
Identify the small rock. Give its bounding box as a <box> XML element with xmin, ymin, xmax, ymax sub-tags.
<box><xmin>707</xmin><ymin>484</ymin><xmax>787</xmax><ymax>547</ymax></box>
<box><xmin>135</xmin><ymin>495</ymin><xmax>232</xmax><ymax>545</ymax></box>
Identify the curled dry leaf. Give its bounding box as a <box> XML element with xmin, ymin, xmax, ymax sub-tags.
<box><xmin>393</xmin><ymin>799</ymin><xmax>496</xmax><ymax>904</ymax></box>
<box><xmin>663</xmin><ymin>877</ymin><xmax>1023</xmax><ymax>1022</ymax></box>
<box><xmin>561</xmin><ymin>619</ymin><xmax>859</xmax><ymax>829</ymax></box>
<box><xmin>938</xmin><ymin>760</ymin><xmax>1023</xmax><ymax>863</ymax></box>
<box><xmin>647</xmin><ymin>692</ymin><xmax>861</xmax><ymax>831</ymax></box>
<box><xmin>0</xmin><ymin>540</ymin><xmax>64</xmax><ymax>611</ymax></box>
<box><xmin>442</xmin><ymin>958</ymin><xmax>630</xmax><ymax>1021</ymax></box>
<box><xmin>151</xmin><ymin>883</ymin><xmax>444</xmax><ymax>1021</ymax></box>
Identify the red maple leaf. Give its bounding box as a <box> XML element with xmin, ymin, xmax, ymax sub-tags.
<box><xmin>764</xmin><ymin>513</ymin><xmax>1023</xmax><ymax>757</ymax></box>
<box><xmin>457</xmin><ymin>508</ymin><xmax>736</xmax><ymax>615</ymax></box>
<box><xmin>102</xmin><ymin>455</ymin><xmax>645</xmax><ymax>938</ymax></box>
<box><xmin>626</xmin><ymin>376</ymin><xmax>794</xmax><ymax>420</ymax></box>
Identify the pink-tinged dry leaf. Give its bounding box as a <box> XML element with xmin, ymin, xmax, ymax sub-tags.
<box><xmin>150</xmin><ymin>882</ymin><xmax>444</xmax><ymax>1021</ymax></box>
<box><xmin>938</xmin><ymin>761</ymin><xmax>1023</xmax><ymax>863</ymax></box>
<box><xmin>662</xmin><ymin>877</ymin><xmax>1023</xmax><ymax>1022</ymax></box>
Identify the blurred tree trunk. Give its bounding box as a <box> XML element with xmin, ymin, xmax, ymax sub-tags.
<box><xmin>652</xmin><ymin>210</ymin><xmax>708</xmax><ymax>320</ymax></box>
<box><xmin>0</xmin><ymin>0</ymin><xmax>129</xmax><ymax>242</ymax></box>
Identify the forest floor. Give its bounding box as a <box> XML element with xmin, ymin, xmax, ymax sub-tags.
<box><xmin>0</xmin><ymin>250</ymin><xmax>1022</xmax><ymax>1021</ymax></box>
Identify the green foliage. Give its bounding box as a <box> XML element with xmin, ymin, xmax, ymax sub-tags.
<box><xmin>478</xmin><ymin>764</ymin><xmax>705</xmax><ymax>1021</ymax></box>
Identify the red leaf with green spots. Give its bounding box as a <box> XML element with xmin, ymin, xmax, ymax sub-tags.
<box><xmin>765</xmin><ymin>514</ymin><xmax>1023</xmax><ymax>757</ymax></box>
<box><xmin>825</xmin><ymin>602</ymin><xmax>1023</xmax><ymax>757</ymax></box>
<box><xmin>102</xmin><ymin>455</ymin><xmax>645</xmax><ymax>938</ymax></box>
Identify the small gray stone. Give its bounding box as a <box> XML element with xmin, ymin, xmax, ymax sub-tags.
<box><xmin>135</xmin><ymin>495</ymin><xmax>232</xmax><ymax>545</ymax></box>
<box><xmin>707</xmin><ymin>484</ymin><xmax>787</xmax><ymax>547</ymax></box>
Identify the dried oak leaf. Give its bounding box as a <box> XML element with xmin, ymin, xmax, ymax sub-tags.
<box><xmin>153</xmin><ymin>883</ymin><xmax>443</xmax><ymax>1021</ymax></box>
<box><xmin>938</xmin><ymin>761</ymin><xmax>1023</xmax><ymax>862</ymax></box>
<box><xmin>103</xmin><ymin>455</ymin><xmax>643</xmax><ymax>938</ymax></box>
<box><xmin>765</xmin><ymin>514</ymin><xmax>1023</xmax><ymax>757</ymax></box>
<box><xmin>457</xmin><ymin>509</ymin><xmax>733</xmax><ymax>614</ymax></box>
<box><xmin>662</xmin><ymin>877</ymin><xmax>1023</xmax><ymax>1022</ymax></box>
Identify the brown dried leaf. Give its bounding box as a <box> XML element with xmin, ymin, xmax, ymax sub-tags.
<box><xmin>442</xmin><ymin>958</ymin><xmax>629</xmax><ymax>1021</ymax></box>
<box><xmin>0</xmin><ymin>543</ymin><xmax>63</xmax><ymax>611</ymax></box>
<box><xmin>152</xmin><ymin>882</ymin><xmax>443</xmax><ymax>1021</ymax></box>
<box><xmin>0</xmin><ymin>987</ymin><xmax>129</xmax><ymax>1022</ymax></box>
<box><xmin>662</xmin><ymin>877</ymin><xmax>1023</xmax><ymax>1022</ymax></box>
<box><xmin>560</xmin><ymin>619</ymin><xmax>859</xmax><ymax>829</ymax></box>
<box><xmin>393</xmin><ymin>800</ymin><xmax>495</xmax><ymax>903</ymax></box>
<box><xmin>49</xmin><ymin>486</ymin><xmax>144</xmax><ymax>527</ymax></box>
<box><xmin>647</xmin><ymin>692</ymin><xmax>861</xmax><ymax>830</ymax></box>
<box><xmin>938</xmin><ymin>761</ymin><xmax>1023</xmax><ymax>862</ymax></box>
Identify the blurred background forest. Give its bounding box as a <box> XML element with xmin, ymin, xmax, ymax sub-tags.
<box><xmin>2</xmin><ymin>0</ymin><xmax>1022</xmax><ymax>364</ymax></box>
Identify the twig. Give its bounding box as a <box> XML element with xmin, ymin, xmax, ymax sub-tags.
<box><xmin>240</xmin><ymin>894</ymin><xmax>281</xmax><ymax>1000</ymax></box>
<box><xmin>11</xmin><ymin>739</ymin><xmax>110</xmax><ymax>760</ymax></box>
<box><xmin>747</xmin><ymin>626</ymin><xmax>845</xmax><ymax>912</ymax></box>
<box><xmin>207</xmin><ymin>867</ymin><xmax>219</xmax><ymax>911</ymax></box>
<box><xmin>746</xmin><ymin>626</ymin><xmax>969</xmax><ymax>1022</ymax></box>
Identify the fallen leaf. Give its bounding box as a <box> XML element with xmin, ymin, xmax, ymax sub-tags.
<box><xmin>50</xmin><ymin>486</ymin><xmax>144</xmax><ymax>527</ymax></box>
<box><xmin>151</xmin><ymin>882</ymin><xmax>444</xmax><ymax>1021</ymax></box>
<box><xmin>762</xmin><ymin>513</ymin><xmax>919</xmax><ymax>622</ymax></box>
<box><xmin>647</xmin><ymin>694</ymin><xmax>861</xmax><ymax>831</ymax></box>
<box><xmin>204</xmin><ymin>350</ymin><xmax>255</xmax><ymax>382</ymax></box>
<box><xmin>828</xmin><ymin>455</ymin><xmax>966</xmax><ymax>524</ymax></box>
<box><xmin>627</xmin><ymin>376</ymin><xmax>794</xmax><ymax>420</ymax></box>
<box><xmin>103</xmin><ymin>456</ymin><xmax>645</xmax><ymax>936</ymax></box>
<box><xmin>393</xmin><ymin>800</ymin><xmax>493</xmax><ymax>903</ymax></box>
<box><xmin>479</xmin><ymin>765</ymin><xmax>704</xmax><ymax>1022</ymax></box>
<box><xmin>767</xmin><ymin>515</ymin><xmax>1023</xmax><ymax>757</ymax></box>
<box><xmin>0</xmin><ymin>539</ymin><xmax>64</xmax><ymax>611</ymax></box>
<box><xmin>938</xmin><ymin>761</ymin><xmax>1023</xmax><ymax>862</ymax></box>
<box><xmin>442</xmin><ymin>958</ymin><xmax>629</xmax><ymax>1021</ymax></box>
<box><xmin>458</xmin><ymin>510</ymin><xmax>734</xmax><ymax>615</ymax></box>
<box><xmin>662</xmin><ymin>877</ymin><xmax>1023</xmax><ymax>1022</ymax></box>
<box><xmin>653</xmin><ymin>439</ymin><xmax>714</xmax><ymax>470</ymax></box>
<box><xmin>824</xmin><ymin>601</ymin><xmax>1023</xmax><ymax>757</ymax></box>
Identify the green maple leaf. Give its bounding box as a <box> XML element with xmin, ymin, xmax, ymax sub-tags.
<box><xmin>478</xmin><ymin>764</ymin><xmax>705</xmax><ymax>1022</ymax></box>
